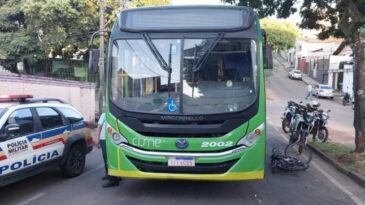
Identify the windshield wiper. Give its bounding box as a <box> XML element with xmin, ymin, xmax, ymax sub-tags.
<box><xmin>142</xmin><ymin>33</ymin><xmax>173</xmax><ymax>97</ymax></box>
<box><xmin>191</xmin><ymin>33</ymin><xmax>224</xmax><ymax>98</ymax></box>
<box><xmin>192</xmin><ymin>33</ymin><xmax>224</xmax><ymax>73</ymax></box>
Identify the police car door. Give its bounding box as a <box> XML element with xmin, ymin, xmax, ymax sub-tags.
<box><xmin>34</xmin><ymin>107</ymin><xmax>67</xmax><ymax>163</ymax></box>
<box><xmin>0</xmin><ymin>108</ymin><xmax>38</xmax><ymax>176</ymax></box>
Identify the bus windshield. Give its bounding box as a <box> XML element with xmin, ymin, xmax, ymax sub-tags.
<box><xmin>110</xmin><ymin>38</ymin><xmax>258</xmax><ymax>115</ymax></box>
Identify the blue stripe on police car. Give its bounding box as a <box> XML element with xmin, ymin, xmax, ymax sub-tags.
<box><xmin>0</xmin><ymin>150</ymin><xmax>59</xmax><ymax>175</ymax></box>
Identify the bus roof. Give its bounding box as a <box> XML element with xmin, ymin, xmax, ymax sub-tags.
<box><xmin>118</xmin><ymin>6</ymin><xmax>256</xmax><ymax>33</ymax></box>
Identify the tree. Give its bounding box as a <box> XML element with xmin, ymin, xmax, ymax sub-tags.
<box><xmin>0</xmin><ymin>0</ymin><xmax>43</xmax><ymax>73</ymax></box>
<box><xmin>300</xmin><ymin>0</ymin><xmax>365</xmax><ymax>153</ymax></box>
<box><xmin>223</xmin><ymin>0</ymin><xmax>365</xmax><ymax>153</ymax></box>
<box><xmin>129</xmin><ymin>0</ymin><xmax>171</xmax><ymax>8</ymax></box>
<box><xmin>261</xmin><ymin>19</ymin><xmax>299</xmax><ymax>51</ymax></box>
<box><xmin>0</xmin><ymin>0</ymin><xmax>99</xmax><ymax>73</ymax></box>
<box><xmin>22</xmin><ymin>0</ymin><xmax>99</xmax><ymax>58</ymax></box>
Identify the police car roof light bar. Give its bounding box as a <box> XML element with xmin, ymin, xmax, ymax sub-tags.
<box><xmin>25</xmin><ymin>98</ymin><xmax>66</xmax><ymax>104</ymax></box>
<box><xmin>0</xmin><ymin>94</ymin><xmax>33</xmax><ymax>103</ymax></box>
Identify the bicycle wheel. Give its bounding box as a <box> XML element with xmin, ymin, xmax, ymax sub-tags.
<box><xmin>284</xmin><ymin>142</ymin><xmax>312</xmax><ymax>165</ymax></box>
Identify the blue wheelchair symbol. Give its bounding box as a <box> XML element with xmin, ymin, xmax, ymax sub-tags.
<box><xmin>165</xmin><ymin>98</ymin><xmax>179</xmax><ymax>112</ymax></box>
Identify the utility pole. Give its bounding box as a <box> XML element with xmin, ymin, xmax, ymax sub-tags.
<box><xmin>98</xmin><ymin>0</ymin><xmax>105</xmax><ymax>116</ymax></box>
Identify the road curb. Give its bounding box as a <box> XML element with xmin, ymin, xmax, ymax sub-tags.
<box><xmin>307</xmin><ymin>144</ymin><xmax>365</xmax><ymax>188</ymax></box>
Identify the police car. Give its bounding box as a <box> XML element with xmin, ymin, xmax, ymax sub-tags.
<box><xmin>0</xmin><ymin>94</ymin><xmax>93</xmax><ymax>187</ymax></box>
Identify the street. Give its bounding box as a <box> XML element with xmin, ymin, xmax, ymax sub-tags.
<box><xmin>0</xmin><ymin>60</ymin><xmax>364</xmax><ymax>205</ymax></box>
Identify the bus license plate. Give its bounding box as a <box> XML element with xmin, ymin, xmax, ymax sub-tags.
<box><xmin>168</xmin><ymin>157</ymin><xmax>195</xmax><ymax>167</ymax></box>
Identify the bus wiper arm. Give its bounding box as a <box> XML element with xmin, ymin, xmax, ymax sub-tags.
<box><xmin>142</xmin><ymin>33</ymin><xmax>173</xmax><ymax>98</ymax></box>
<box><xmin>142</xmin><ymin>33</ymin><xmax>171</xmax><ymax>73</ymax></box>
<box><xmin>192</xmin><ymin>32</ymin><xmax>224</xmax><ymax>73</ymax></box>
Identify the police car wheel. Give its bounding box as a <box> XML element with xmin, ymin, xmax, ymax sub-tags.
<box><xmin>60</xmin><ymin>144</ymin><xmax>85</xmax><ymax>177</ymax></box>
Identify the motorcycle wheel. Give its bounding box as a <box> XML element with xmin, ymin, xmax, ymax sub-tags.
<box><xmin>317</xmin><ymin>127</ymin><xmax>328</xmax><ymax>143</ymax></box>
<box><xmin>282</xmin><ymin>118</ymin><xmax>290</xmax><ymax>133</ymax></box>
<box><xmin>343</xmin><ymin>99</ymin><xmax>347</xmax><ymax>106</ymax></box>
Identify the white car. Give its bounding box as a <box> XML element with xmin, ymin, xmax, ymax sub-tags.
<box><xmin>313</xmin><ymin>84</ymin><xmax>335</xmax><ymax>99</ymax></box>
<box><xmin>0</xmin><ymin>94</ymin><xmax>93</xmax><ymax>187</ymax></box>
<box><xmin>288</xmin><ymin>70</ymin><xmax>302</xmax><ymax>80</ymax></box>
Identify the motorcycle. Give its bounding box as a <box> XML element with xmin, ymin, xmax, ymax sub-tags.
<box><xmin>343</xmin><ymin>92</ymin><xmax>351</xmax><ymax>106</ymax></box>
<box><xmin>281</xmin><ymin>101</ymin><xmax>299</xmax><ymax>133</ymax></box>
<box><xmin>289</xmin><ymin>102</ymin><xmax>319</xmax><ymax>144</ymax></box>
<box><xmin>289</xmin><ymin>103</ymin><xmax>309</xmax><ymax>143</ymax></box>
<box><xmin>311</xmin><ymin>109</ymin><xmax>330</xmax><ymax>142</ymax></box>
<box><xmin>296</xmin><ymin>103</ymin><xmax>317</xmax><ymax>144</ymax></box>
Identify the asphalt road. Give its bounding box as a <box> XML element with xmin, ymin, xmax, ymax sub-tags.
<box><xmin>0</xmin><ymin>61</ymin><xmax>364</xmax><ymax>205</ymax></box>
<box><xmin>268</xmin><ymin>58</ymin><xmax>355</xmax><ymax>147</ymax></box>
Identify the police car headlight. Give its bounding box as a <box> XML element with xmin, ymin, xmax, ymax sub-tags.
<box><xmin>237</xmin><ymin>123</ymin><xmax>265</xmax><ymax>147</ymax></box>
<box><xmin>106</xmin><ymin>124</ymin><xmax>128</xmax><ymax>145</ymax></box>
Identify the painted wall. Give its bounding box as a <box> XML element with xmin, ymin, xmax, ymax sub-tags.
<box><xmin>0</xmin><ymin>72</ymin><xmax>96</xmax><ymax>123</ymax></box>
<box><xmin>327</xmin><ymin>55</ymin><xmax>353</xmax><ymax>89</ymax></box>
<box><xmin>342</xmin><ymin>64</ymin><xmax>353</xmax><ymax>97</ymax></box>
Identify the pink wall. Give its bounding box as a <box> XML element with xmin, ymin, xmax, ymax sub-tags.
<box><xmin>0</xmin><ymin>72</ymin><xmax>96</xmax><ymax>123</ymax></box>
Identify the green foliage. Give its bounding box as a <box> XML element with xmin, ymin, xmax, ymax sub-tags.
<box><xmin>0</xmin><ymin>0</ymin><xmax>170</xmax><ymax>73</ymax></box>
<box><xmin>224</xmin><ymin>0</ymin><xmax>365</xmax><ymax>152</ymax></box>
<box><xmin>223</xmin><ymin>0</ymin><xmax>297</xmax><ymax>18</ymax></box>
<box><xmin>0</xmin><ymin>0</ymin><xmax>41</xmax><ymax>65</ymax></box>
<box><xmin>22</xmin><ymin>0</ymin><xmax>99</xmax><ymax>58</ymax></box>
<box><xmin>129</xmin><ymin>0</ymin><xmax>171</xmax><ymax>8</ymax></box>
<box><xmin>261</xmin><ymin>19</ymin><xmax>299</xmax><ymax>50</ymax></box>
<box><xmin>300</xmin><ymin>0</ymin><xmax>365</xmax><ymax>42</ymax></box>
<box><xmin>0</xmin><ymin>0</ymin><xmax>99</xmax><ymax>72</ymax></box>
<box><xmin>223</xmin><ymin>0</ymin><xmax>365</xmax><ymax>42</ymax></box>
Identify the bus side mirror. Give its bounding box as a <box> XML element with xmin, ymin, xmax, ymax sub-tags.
<box><xmin>88</xmin><ymin>30</ymin><xmax>109</xmax><ymax>74</ymax></box>
<box><xmin>88</xmin><ymin>49</ymin><xmax>100</xmax><ymax>74</ymax></box>
<box><xmin>264</xmin><ymin>44</ymin><xmax>273</xmax><ymax>69</ymax></box>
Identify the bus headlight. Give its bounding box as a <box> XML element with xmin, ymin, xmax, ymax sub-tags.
<box><xmin>107</xmin><ymin>124</ymin><xmax>128</xmax><ymax>145</ymax></box>
<box><xmin>237</xmin><ymin>123</ymin><xmax>265</xmax><ymax>147</ymax></box>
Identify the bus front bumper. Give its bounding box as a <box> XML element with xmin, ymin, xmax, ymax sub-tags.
<box><xmin>107</xmin><ymin>141</ymin><xmax>265</xmax><ymax>181</ymax></box>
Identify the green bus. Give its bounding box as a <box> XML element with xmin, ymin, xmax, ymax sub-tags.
<box><xmin>90</xmin><ymin>6</ymin><xmax>272</xmax><ymax>181</ymax></box>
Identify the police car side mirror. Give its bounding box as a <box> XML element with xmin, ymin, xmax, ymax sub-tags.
<box><xmin>5</xmin><ymin>124</ymin><xmax>20</xmax><ymax>135</ymax></box>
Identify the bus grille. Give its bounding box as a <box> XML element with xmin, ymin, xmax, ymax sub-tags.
<box><xmin>136</xmin><ymin>132</ymin><xmax>226</xmax><ymax>138</ymax></box>
<box><xmin>127</xmin><ymin>157</ymin><xmax>238</xmax><ymax>174</ymax></box>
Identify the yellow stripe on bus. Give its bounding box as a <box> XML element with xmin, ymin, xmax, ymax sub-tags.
<box><xmin>108</xmin><ymin>169</ymin><xmax>264</xmax><ymax>181</ymax></box>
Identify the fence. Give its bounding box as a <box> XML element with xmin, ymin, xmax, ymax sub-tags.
<box><xmin>0</xmin><ymin>58</ymin><xmax>99</xmax><ymax>84</ymax></box>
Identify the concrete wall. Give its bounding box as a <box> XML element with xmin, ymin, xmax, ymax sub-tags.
<box><xmin>0</xmin><ymin>72</ymin><xmax>96</xmax><ymax>123</ymax></box>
